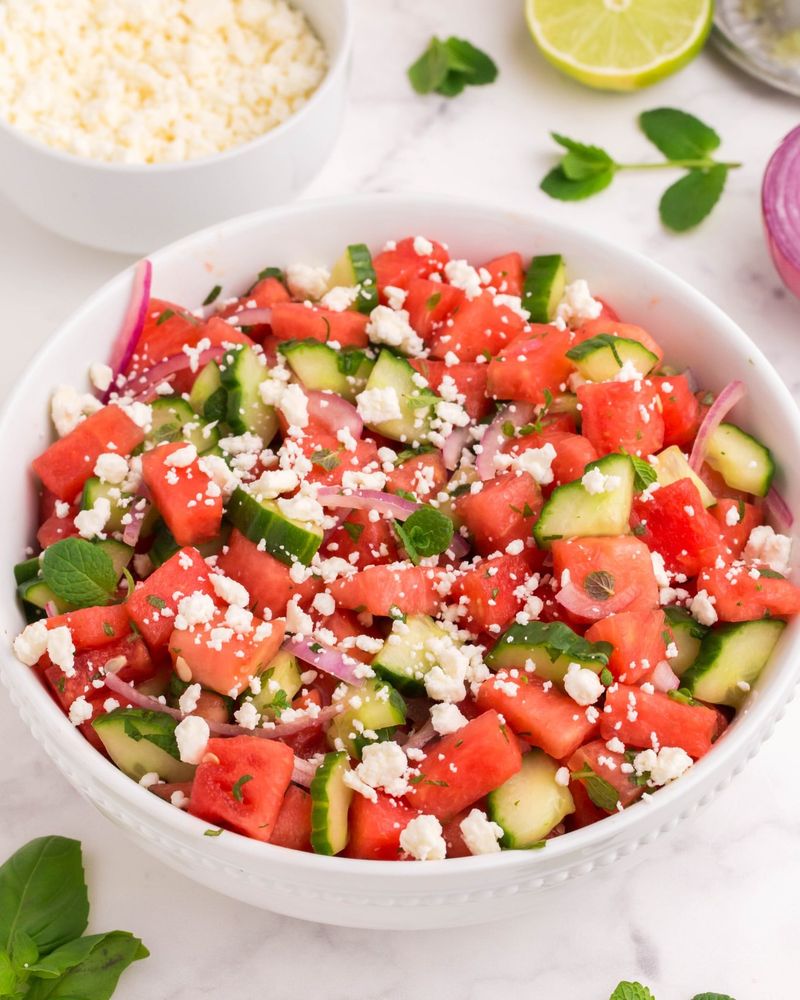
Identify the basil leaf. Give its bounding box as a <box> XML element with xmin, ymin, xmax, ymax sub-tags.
<box><xmin>540</xmin><ymin>165</ymin><xmax>615</xmax><ymax>202</ymax></box>
<box><xmin>659</xmin><ymin>165</ymin><xmax>729</xmax><ymax>232</ymax></box>
<box><xmin>10</xmin><ymin>928</ymin><xmax>38</xmax><ymax>969</ymax></box>
<box><xmin>639</xmin><ymin>107</ymin><xmax>720</xmax><ymax>162</ymax></box>
<box><xmin>0</xmin><ymin>837</ymin><xmax>88</xmax><ymax>954</ymax></box>
<box><xmin>25</xmin><ymin>932</ymin><xmax>148</xmax><ymax>1000</ymax></box>
<box><xmin>609</xmin><ymin>983</ymin><xmax>656</xmax><ymax>1000</ymax></box>
<box><xmin>41</xmin><ymin>539</ymin><xmax>117</xmax><ymax>608</ymax></box>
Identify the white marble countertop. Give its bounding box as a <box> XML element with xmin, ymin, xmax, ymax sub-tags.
<box><xmin>2</xmin><ymin>2</ymin><xmax>799</xmax><ymax>997</ymax></box>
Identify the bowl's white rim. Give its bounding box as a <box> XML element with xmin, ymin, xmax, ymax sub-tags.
<box><xmin>3</xmin><ymin>191</ymin><xmax>800</xmax><ymax>882</ymax></box>
<box><xmin>0</xmin><ymin>0</ymin><xmax>353</xmax><ymax>175</ymax></box>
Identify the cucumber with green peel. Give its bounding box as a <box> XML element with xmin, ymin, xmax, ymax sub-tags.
<box><xmin>227</xmin><ymin>487</ymin><xmax>322</xmax><ymax>566</ymax></box>
<box><xmin>486</xmin><ymin>620</ymin><xmax>612</xmax><ymax>684</ymax></box>
<box><xmin>80</xmin><ymin>478</ymin><xmax>131</xmax><ymax>534</ymax></box>
<box><xmin>220</xmin><ymin>345</ymin><xmax>278</xmax><ymax>444</ymax></box>
<box><xmin>704</xmin><ymin>423</ymin><xmax>775</xmax><ymax>497</ymax></box>
<box><xmin>664</xmin><ymin>606</ymin><xmax>708</xmax><ymax>677</ymax></box>
<box><xmin>566</xmin><ymin>334</ymin><xmax>658</xmax><ymax>382</ymax></box>
<box><xmin>279</xmin><ymin>340</ymin><xmax>373</xmax><ymax>401</ymax></box>
<box><xmin>250</xmin><ymin>650</ymin><xmax>302</xmax><ymax>717</ymax></box>
<box><xmin>310</xmin><ymin>751</ymin><xmax>354</xmax><ymax>856</ymax></box>
<box><xmin>361</xmin><ymin>349</ymin><xmax>440</xmax><ymax>444</ymax></box>
<box><xmin>522</xmin><ymin>254</ymin><xmax>565</xmax><ymax>322</ymax></box>
<box><xmin>189</xmin><ymin>361</ymin><xmax>228</xmax><ymax>424</ymax></box>
<box><xmin>328</xmin><ymin>243</ymin><xmax>378</xmax><ymax>314</ymax></box>
<box><xmin>14</xmin><ymin>557</ymin><xmax>41</xmax><ymax>586</ymax></box>
<box><xmin>371</xmin><ymin>614</ymin><xmax>451</xmax><ymax>696</ymax></box>
<box><xmin>533</xmin><ymin>453</ymin><xmax>634</xmax><ymax>546</ymax></box>
<box><xmin>327</xmin><ymin>677</ymin><xmax>407</xmax><ymax>758</ymax></box>
<box><xmin>149</xmin><ymin>396</ymin><xmax>219</xmax><ymax>454</ymax></box>
<box><xmin>651</xmin><ymin>446</ymin><xmax>716</xmax><ymax>507</ymax></box>
<box><xmin>487</xmin><ymin>749</ymin><xmax>575</xmax><ymax>848</ymax></box>
<box><xmin>682</xmin><ymin>619</ymin><xmax>786</xmax><ymax>708</ymax></box>
<box><xmin>149</xmin><ymin>520</ymin><xmax>231</xmax><ymax>569</ymax></box>
<box><xmin>17</xmin><ymin>578</ymin><xmax>69</xmax><ymax>614</ymax></box>
<box><xmin>92</xmin><ymin>708</ymin><xmax>196</xmax><ymax>783</ymax></box>
<box><xmin>95</xmin><ymin>538</ymin><xmax>134</xmax><ymax>579</ymax></box>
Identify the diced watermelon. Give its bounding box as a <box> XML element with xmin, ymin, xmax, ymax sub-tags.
<box><xmin>404</xmin><ymin>710</ymin><xmax>522</xmax><ymax>820</ymax></box>
<box><xmin>322</xmin><ymin>509</ymin><xmax>400</xmax><ymax>568</ymax></box>
<box><xmin>551</xmin><ymin>536</ymin><xmax>660</xmax><ymax>617</ymax></box>
<box><xmin>141</xmin><ymin>441</ymin><xmax>223</xmax><ymax>547</ymax></box>
<box><xmin>480</xmin><ymin>252</ymin><xmax>524</xmax><ymax>295</ymax></box>
<box><xmin>373</xmin><ymin>237</ymin><xmax>449</xmax><ymax>294</ymax></box>
<box><xmin>572</xmin><ymin>318</ymin><xmax>664</xmax><ymax>365</ymax></box>
<box><xmin>345</xmin><ymin>792</ymin><xmax>417</xmax><ymax>860</ymax></box>
<box><xmin>315</xmin><ymin>608</ymin><xmax>382</xmax><ymax>664</ymax></box>
<box><xmin>441</xmin><ymin>807</ymin><xmax>474</xmax><ymax>858</ymax></box>
<box><xmin>712</xmin><ymin>499</ymin><xmax>763</xmax><ymax>560</ymax></box>
<box><xmin>503</xmin><ymin>430</ymin><xmax>598</xmax><ymax>492</ymax></box>
<box><xmin>219</xmin><ymin>275</ymin><xmax>291</xmax><ymax>320</ymax></box>
<box><xmin>32</xmin><ymin>405</ymin><xmax>145</xmax><ymax>502</ymax></box>
<box><xmin>131</xmin><ymin>299</ymin><xmax>201</xmax><ymax>371</ymax></box>
<box><xmin>44</xmin><ymin>635</ymin><xmax>154</xmax><ymax>713</ymax></box>
<box><xmin>188</xmin><ymin>736</ymin><xmax>294</xmax><ymax>841</ymax></box>
<box><xmin>47</xmin><ymin>603</ymin><xmax>131</xmax><ymax>652</ymax></box>
<box><xmin>602</xmin><ymin>683</ymin><xmax>718</xmax><ymax>758</ymax></box>
<box><xmin>455</xmin><ymin>472</ymin><xmax>542</xmax><ymax>557</ymax></box>
<box><xmin>328</xmin><ymin>564</ymin><xmax>444</xmax><ymax>617</ymax></box>
<box><xmin>698</xmin><ymin>560</ymin><xmax>800</xmax><ymax>622</ymax></box>
<box><xmin>270</xmin><ymin>303</ymin><xmax>369</xmax><ymax>348</ymax></box>
<box><xmin>451</xmin><ymin>552</ymin><xmax>538</xmax><ymax>634</ymax></box>
<box><xmin>404</xmin><ymin>279</ymin><xmax>464</xmax><ymax>341</ymax></box>
<box><xmin>585</xmin><ymin>610</ymin><xmax>666</xmax><ymax>685</ymax></box>
<box><xmin>487</xmin><ymin>326</ymin><xmax>573</xmax><ymax>405</ymax></box>
<box><xmin>385</xmin><ymin>452</ymin><xmax>447</xmax><ymax>500</ymax></box>
<box><xmin>409</xmin><ymin>358</ymin><xmax>490</xmax><ymax>420</ymax></box>
<box><xmin>577</xmin><ymin>380</ymin><xmax>665</xmax><ymax>458</ymax></box>
<box><xmin>37</xmin><ymin>508</ymin><xmax>79</xmax><ymax>548</ymax></box>
<box><xmin>282</xmin><ymin>690</ymin><xmax>330</xmax><ymax>759</ymax></box>
<box><xmin>566</xmin><ymin>779</ymin><xmax>607</xmax><ymax>829</ymax></box>
<box><xmin>631</xmin><ymin>478</ymin><xmax>722</xmax><ymax>577</ymax></box>
<box><xmin>567</xmin><ymin>740</ymin><xmax>644</xmax><ymax>810</ymax></box>
<box><xmin>270</xmin><ymin>785</ymin><xmax>313</xmax><ymax>852</ymax></box>
<box><xmin>652</xmin><ymin>375</ymin><xmax>701</xmax><ymax>448</ymax></box>
<box><xmin>126</xmin><ymin>546</ymin><xmax>216</xmax><ymax>650</ymax></box>
<box><xmin>477</xmin><ymin>672</ymin><xmax>599</xmax><ymax>759</ymax></box>
<box><xmin>429</xmin><ymin>293</ymin><xmax>527</xmax><ymax>362</ymax></box>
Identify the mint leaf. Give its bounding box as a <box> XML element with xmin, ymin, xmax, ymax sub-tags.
<box><xmin>551</xmin><ymin>133</ymin><xmax>616</xmax><ymax>180</ymax></box>
<box><xmin>659</xmin><ymin>165</ymin><xmax>729</xmax><ymax>232</ymax></box>
<box><xmin>639</xmin><ymin>107</ymin><xmax>720</xmax><ymax>162</ymax></box>
<box><xmin>343</xmin><ymin>520</ymin><xmax>365</xmax><ymax>544</ymax></box>
<box><xmin>310</xmin><ymin>448</ymin><xmax>341</xmax><ymax>472</ymax></box>
<box><xmin>394</xmin><ymin>506</ymin><xmax>454</xmax><ymax>564</ymax></box>
<box><xmin>540</xmin><ymin>165</ymin><xmax>615</xmax><ymax>201</ymax></box>
<box><xmin>25</xmin><ymin>931</ymin><xmax>148</xmax><ymax>1000</ymax></box>
<box><xmin>691</xmin><ymin>994</ymin><xmax>736</xmax><ymax>1000</ymax></box>
<box><xmin>0</xmin><ymin>837</ymin><xmax>89</xmax><ymax>955</ymax></box>
<box><xmin>609</xmin><ymin>983</ymin><xmax>656</xmax><ymax>1000</ymax></box>
<box><xmin>337</xmin><ymin>350</ymin><xmax>368</xmax><ymax>377</ymax></box>
<box><xmin>408</xmin><ymin>37</ymin><xmax>450</xmax><ymax>94</ymax></box>
<box><xmin>441</xmin><ymin>37</ymin><xmax>497</xmax><ymax>85</ymax></box>
<box><xmin>408</xmin><ymin>36</ymin><xmax>497</xmax><ymax>97</ymax></box>
<box><xmin>629</xmin><ymin>455</ymin><xmax>658</xmax><ymax>491</ymax></box>
<box><xmin>584</xmin><ymin>570</ymin><xmax>616</xmax><ymax>602</ymax></box>
<box><xmin>573</xmin><ymin>767</ymin><xmax>620</xmax><ymax>812</ymax></box>
<box><xmin>491</xmin><ymin>621</ymin><xmax>612</xmax><ymax>669</ymax></box>
<box><xmin>41</xmin><ymin>538</ymin><xmax>117</xmax><ymax>608</ymax></box>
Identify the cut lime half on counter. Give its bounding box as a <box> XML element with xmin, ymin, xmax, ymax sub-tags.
<box><xmin>525</xmin><ymin>0</ymin><xmax>714</xmax><ymax>91</ymax></box>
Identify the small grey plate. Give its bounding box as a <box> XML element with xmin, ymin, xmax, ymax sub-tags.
<box><xmin>713</xmin><ymin>0</ymin><xmax>800</xmax><ymax>96</ymax></box>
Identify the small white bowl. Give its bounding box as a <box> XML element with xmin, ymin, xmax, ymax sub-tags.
<box><xmin>0</xmin><ymin>0</ymin><xmax>352</xmax><ymax>254</ymax></box>
<box><xmin>2</xmin><ymin>195</ymin><xmax>799</xmax><ymax>929</ymax></box>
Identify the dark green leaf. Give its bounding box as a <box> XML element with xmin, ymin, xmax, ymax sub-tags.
<box><xmin>256</xmin><ymin>266</ymin><xmax>284</xmax><ymax>284</ymax></box>
<box><xmin>573</xmin><ymin>767</ymin><xmax>620</xmax><ymax>812</ymax></box>
<box><xmin>0</xmin><ymin>837</ymin><xmax>88</xmax><ymax>955</ymax></box>
<box><xmin>441</xmin><ymin>37</ymin><xmax>497</xmax><ymax>85</ymax></box>
<box><xmin>551</xmin><ymin>133</ymin><xmax>616</xmax><ymax>181</ymax></box>
<box><xmin>609</xmin><ymin>982</ymin><xmax>656</xmax><ymax>1000</ymax></box>
<box><xmin>584</xmin><ymin>570</ymin><xmax>616</xmax><ymax>602</ymax></box>
<box><xmin>336</xmin><ymin>349</ymin><xmax>368</xmax><ymax>377</ymax></box>
<box><xmin>408</xmin><ymin>36</ymin><xmax>497</xmax><ymax>97</ymax></box>
<box><xmin>41</xmin><ymin>539</ymin><xmax>117</xmax><ymax>608</ymax></box>
<box><xmin>629</xmin><ymin>455</ymin><xmax>658</xmax><ymax>491</ymax></box>
<box><xmin>231</xmin><ymin>775</ymin><xmax>253</xmax><ymax>802</ymax></box>
<box><xmin>492</xmin><ymin>621</ymin><xmax>612</xmax><ymax>668</ymax></box>
<box><xmin>155</xmin><ymin>309</ymin><xmax>175</xmax><ymax>326</ymax></box>
<box><xmin>202</xmin><ymin>385</ymin><xmax>228</xmax><ymax>424</ymax></box>
<box><xmin>691</xmin><ymin>994</ymin><xmax>736</xmax><ymax>1000</ymax></box>
<box><xmin>407</xmin><ymin>37</ymin><xmax>451</xmax><ymax>94</ymax></box>
<box><xmin>639</xmin><ymin>107</ymin><xmax>720</xmax><ymax>162</ymax></box>
<box><xmin>10</xmin><ymin>929</ymin><xmax>38</xmax><ymax>969</ymax></box>
<box><xmin>659</xmin><ymin>165</ymin><xmax>728</xmax><ymax>232</ymax></box>
<box><xmin>540</xmin><ymin>165</ymin><xmax>615</xmax><ymax>202</ymax></box>
<box><xmin>121</xmin><ymin>714</ymin><xmax>179</xmax><ymax>758</ymax></box>
<box><xmin>25</xmin><ymin>932</ymin><xmax>148</xmax><ymax>1000</ymax></box>
<box><xmin>202</xmin><ymin>284</ymin><xmax>222</xmax><ymax>306</ymax></box>
<box><xmin>0</xmin><ymin>949</ymin><xmax>17</xmax><ymax>995</ymax></box>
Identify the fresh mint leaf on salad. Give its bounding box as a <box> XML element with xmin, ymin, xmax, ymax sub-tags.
<box><xmin>41</xmin><ymin>538</ymin><xmax>118</xmax><ymax>608</ymax></box>
<box><xmin>540</xmin><ymin>108</ymin><xmax>741</xmax><ymax>231</ymax></box>
<box><xmin>629</xmin><ymin>455</ymin><xmax>658</xmax><ymax>492</ymax></box>
<box><xmin>408</xmin><ymin>36</ymin><xmax>497</xmax><ymax>97</ymax></box>
<box><xmin>0</xmin><ymin>836</ymin><xmax>147</xmax><ymax>999</ymax></box>
<box><xmin>609</xmin><ymin>984</ymin><xmax>656</xmax><ymax>1000</ymax></box>
<box><xmin>394</xmin><ymin>506</ymin><xmax>454</xmax><ymax>564</ymax></box>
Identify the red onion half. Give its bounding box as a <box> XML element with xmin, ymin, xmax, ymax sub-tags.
<box><xmin>555</xmin><ymin>583</ymin><xmax>639</xmax><ymax>621</ymax></box>
<box><xmin>763</xmin><ymin>125</ymin><xmax>800</xmax><ymax>299</ymax></box>
<box><xmin>284</xmin><ymin>636</ymin><xmax>365</xmax><ymax>686</ymax></box>
<box><xmin>689</xmin><ymin>380</ymin><xmax>746</xmax><ymax>473</ymax></box>
<box><xmin>306</xmin><ymin>390</ymin><xmax>363</xmax><ymax>440</ymax></box>
<box><xmin>103</xmin><ymin>258</ymin><xmax>152</xmax><ymax>402</ymax></box>
<box><xmin>316</xmin><ymin>487</ymin><xmax>419</xmax><ymax>520</ymax></box>
<box><xmin>476</xmin><ymin>403</ymin><xmax>536</xmax><ymax>481</ymax></box>
<box><xmin>764</xmin><ymin>486</ymin><xmax>795</xmax><ymax>532</ymax></box>
<box><xmin>226</xmin><ymin>307</ymin><xmax>273</xmax><ymax>327</ymax></box>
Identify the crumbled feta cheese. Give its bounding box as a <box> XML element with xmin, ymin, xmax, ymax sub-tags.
<box><xmin>353</xmin><ymin>741</ymin><xmax>409</xmax><ymax>797</ymax></box>
<box><xmin>650</xmin><ymin>551</ymin><xmax>670</xmax><ymax>588</ymax></box>
<box><xmin>743</xmin><ymin>525</ymin><xmax>792</xmax><ymax>576</ymax></box>
<box><xmin>689</xmin><ymin>589</ymin><xmax>718</xmax><ymax>627</ymax></box>
<box><xmin>515</xmin><ymin>443</ymin><xmax>557</xmax><ymax>485</ymax></box>
<box><xmin>399</xmin><ymin>814</ymin><xmax>446</xmax><ymax>861</ymax></box>
<box><xmin>725</xmin><ymin>505</ymin><xmax>741</xmax><ymax>527</ymax></box>
<box><xmin>198</xmin><ymin>454</ymin><xmax>239</xmax><ymax>498</ymax></box>
<box><xmin>234</xmin><ymin>701</ymin><xmax>260</xmax><ymax>730</ymax></box>
<box><xmin>366</xmin><ymin>305</ymin><xmax>425</xmax><ymax>356</ymax></box>
<box><xmin>444</xmin><ymin>260</ymin><xmax>483</xmax><ymax>300</ymax></box>
<box><xmin>175</xmin><ymin>592</ymin><xmax>216</xmax><ymax>629</ymax></box>
<box><xmin>581</xmin><ymin>467</ymin><xmax>621</xmax><ymax>495</ymax></box>
<box><xmin>276</xmin><ymin>489</ymin><xmax>324</xmax><ymax>527</ymax></box>
<box><xmin>171</xmin><ymin>790</ymin><xmax>190</xmax><ymax>809</ymax></box>
<box><xmin>320</xmin><ymin>286</ymin><xmax>358</xmax><ymax>312</ymax></box>
<box><xmin>413</xmin><ymin>236</ymin><xmax>434</xmax><ymax>256</ymax></box>
<box><xmin>119</xmin><ymin>400</ymin><xmax>153</xmax><ymax>431</ymax></box>
<box><xmin>209</xmin><ymin>573</ymin><xmax>249</xmax><ymax>608</ymax></box>
<box><xmin>89</xmin><ymin>362</ymin><xmax>113</xmax><ymax>392</ymax></box>
<box><xmin>74</xmin><ymin>497</ymin><xmax>111</xmax><ymax>540</ymax></box>
<box><xmin>93</xmin><ymin>452</ymin><xmax>128</xmax><ymax>484</ymax></box>
<box><xmin>50</xmin><ymin>385</ymin><xmax>101</xmax><ymax>436</ymax></box>
<box><xmin>613</xmin><ymin>360</ymin><xmax>645</xmax><ymax>383</ymax></box>
<box><xmin>286</xmin><ymin>263</ymin><xmax>330</xmax><ymax>300</ymax></box>
<box><xmin>356</xmin><ymin>386</ymin><xmax>402</xmax><ymax>425</ymax></box>
<box><xmin>278</xmin><ymin>383</ymin><xmax>309</xmax><ymax>430</ymax></box>
<box><xmin>563</xmin><ymin>663</ymin><xmax>604</xmax><ymax>706</ymax></box>
<box><xmin>384</xmin><ymin>286</ymin><xmax>407</xmax><ymax>311</ymax></box>
<box><xmin>430</xmin><ymin>702</ymin><xmax>468</xmax><ymax>736</ymax></box>
<box><xmin>139</xmin><ymin>771</ymin><xmax>161</xmax><ymax>788</ymax></box>
<box><xmin>13</xmin><ymin>621</ymin><xmax>50</xmax><ymax>666</ymax></box>
<box><xmin>174</xmin><ymin>715</ymin><xmax>210</xmax><ymax>765</ymax></box>
<box><xmin>285</xmin><ymin>596</ymin><xmax>314</xmax><ymax>636</ymax></box>
<box><xmin>633</xmin><ymin>746</ymin><xmax>692</xmax><ymax>786</ymax></box>
<box><xmin>459</xmin><ymin>808</ymin><xmax>503</xmax><ymax>855</ymax></box>
<box><xmin>178</xmin><ymin>683</ymin><xmax>202</xmax><ymax>715</ymax></box>
<box><xmin>68</xmin><ymin>695</ymin><xmax>93</xmax><ymax>726</ymax></box>
<box><xmin>556</xmin><ymin>279</ymin><xmax>602</xmax><ymax>325</ymax></box>
<box><xmin>555</xmin><ymin>766</ymin><xmax>571</xmax><ymax>787</ymax></box>
<box><xmin>164</xmin><ymin>443</ymin><xmax>197</xmax><ymax>468</ymax></box>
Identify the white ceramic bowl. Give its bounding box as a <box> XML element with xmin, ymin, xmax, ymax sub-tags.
<box><xmin>2</xmin><ymin>195</ymin><xmax>799</xmax><ymax>929</ymax></box>
<box><xmin>0</xmin><ymin>0</ymin><xmax>351</xmax><ymax>254</ymax></box>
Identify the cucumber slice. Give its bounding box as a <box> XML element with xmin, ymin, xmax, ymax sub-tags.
<box><xmin>310</xmin><ymin>751</ymin><xmax>353</xmax><ymax>856</ymax></box>
<box><xmin>664</xmin><ymin>606</ymin><xmax>708</xmax><ymax>677</ymax></box>
<box><xmin>704</xmin><ymin>423</ymin><xmax>775</xmax><ymax>498</ymax></box>
<box><xmin>14</xmin><ymin>557</ymin><xmax>41</xmax><ymax>585</ymax></box>
<box><xmin>371</xmin><ymin>614</ymin><xmax>450</xmax><ymax>696</ymax></box>
<box><xmin>279</xmin><ymin>341</ymin><xmax>373</xmax><ymax>402</ymax></box>
<box><xmin>486</xmin><ymin>621</ymin><xmax>612</xmax><ymax>684</ymax></box>
<box><xmin>534</xmin><ymin>453</ymin><xmax>634</xmax><ymax>546</ymax></box>
<box><xmin>650</xmin><ymin>446</ymin><xmax>716</xmax><ymax>507</ymax></box>
<box><xmin>17</xmin><ymin>578</ymin><xmax>69</xmax><ymax>614</ymax></box>
<box><xmin>566</xmin><ymin>334</ymin><xmax>658</xmax><ymax>382</ymax></box>
<box><xmin>95</xmin><ymin>538</ymin><xmax>133</xmax><ymax>579</ymax></box>
<box><xmin>189</xmin><ymin>361</ymin><xmax>228</xmax><ymax>424</ymax></box>
<box><xmin>361</xmin><ymin>349</ymin><xmax>440</xmax><ymax>444</ymax></box>
<box><xmin>92</xmin><ymin>708</ymin><xmax>196</xmax><ymax>783</ymax></box>
<box><xmin>220</xmin><ymin>345</ymin><xmax>278</xmax><ymax>444</ymax></box>
<box><xmin>682</xmin><ymin>619</ymin><xmax>786</xmax><ymax>708</ymax></box>
<box><xmin>148</xmin><ymin>520</ymin><xmax>231</xmax><ymax>569</ymax></box>
<box><xmin>80</xmin><ymin>478</ymin><xmax>131</xmax><ymax>534</ymax></box>
<box><xmin>250</xmin><ymin>650</ymin><xmax>302</xmax><ymax>717</ymax></box>
<box><xmin>327</xmin><ymin>677</ymin><xmax>407</xmax><ymax>758</ymax></box>
<box><xmin>328</xmin><ymin>243</ymin><xmax>378</xmax><ymax>314</ymax></box>
<box><xmin>227</xmin><ymin>486</ymin><xmax>322</xmax><ymax>567</ymax></box>
<box><xmin>522</xmin><ymin>254</ymin><xmax>565</xmax><ymax>322</ymax></box>
<box><xmin>487</xmin><ymin>749</ymin><xmax>574</xmax><ymax>848</ymax></box>
<box><xmin>149</xmin><ymin>396</ymin><xmax>219</xmax><ymax>454</ymax></box>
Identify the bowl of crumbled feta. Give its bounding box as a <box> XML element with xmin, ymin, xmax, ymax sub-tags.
<box><xmin>1</xmin><ymin>194</ymin><xmax>798</xmax><ymax>929</ymax></box>
<box><xmin>0</xmin><ymin>0</ymin><xmax>350</xmax><ymax>252</ymax></box>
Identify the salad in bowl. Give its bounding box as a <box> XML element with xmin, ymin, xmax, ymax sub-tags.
<box><xmin>11</xmin><ymin>225</ymin><xmax>799</xmax><ymax>867</ymax></box>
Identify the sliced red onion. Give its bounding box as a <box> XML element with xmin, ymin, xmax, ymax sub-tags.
<box><xmin>103</xmin><ymin>259</ymin><xmax>152</xmax><ymax>403</ymax></box>
<box><xmin>652</xmin><ymin>660</ymin><xmax>680</xmax><ymax>693</ymax></box>
<box><xmin>764</xmin><ymin>486</ymin><xmax>795</xmax><ymax>532</ymax></box>
<box><xmin>402</xmin><ymin>719</ymin><xmax>436</xmax><ymax>751</ymax></box>
<box><xmin>225</xmin><ymin>307</ymin><xmax>273</xmax><ymax>327</ymax></box>
<box><xmin>476</xmin><ymin>403</ymin><xmax>536</xmax><ymax>481</ymax></box>
<box><xmin>103</xmin><ymin>672</ymin><xmax>182</xmax><ymax>717</ymax></box>
<box><xmin>555</xmin><ymin>583</ymin><xmax>639</xmax><ymax>621</ymax></box>
<box><xmin>284</xmin><ymin>636</ymin><xmax>365</xmax><ymax>686</ymax></box>
<box><xmin>126</xmin><ymin>347</ymin><xmax>226</xmax><ymax>403</ymax></box>
<box><xmin>317</xmin><ymin>487</ymin><xmax>419</xmax><ymax>520</ymax></box>
<box><xmin>442</xmin><ymin>426</ymin><xmax>471</xmax><ymax>471</ymax></box>
<box><xmin>763</xmin><ymin>125</ymin><xmax>800</xmax><ymax>299</ymax></box>
<box><xmin>291</xmin><ymin>756</ymin><xmax>321</xmax><ymax>787</ymax></box>
<box><xmin>688</xmin><ymin>380</ymin><xmax>746</xmax><ymax>473</ymax></box>
<box><xmin>306</xmin><ymin>390</ymin><xmax>363</xmax><ymax>440</ymax></box>
<box><xmin>44</xmin><ymin>601</ymin><xmax>60</xmax><ymax>618</ymax></box>
<box><xmin>443</xmin><ymin>532</ymin><xmax>470</xmax><ymax>563</ymax></box>
<box><xmin>122</xmin><ymin>499</ymin><xmax>151</xmax><ymax>547</ymax></box>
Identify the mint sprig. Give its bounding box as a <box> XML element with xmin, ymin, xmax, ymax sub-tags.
<box><xmin>610</xmin><ymin>985</ymin><xmax>656</xmax><ymax>1000</ymax></box>
<box><xmin>394</xmin><ymin>506</ymin><xmax>454</xmax><ymax>564</ymax></box>
<box><xmin>408</xmin><ymin>36</ymin><xmax>497</xmax><ymax>97</ymax></box>
<box><xmin>41</xmin><ymin>538</ymin><xmax>118</xmax><ymax>608</ymax></box>
<box><xmin>540</xmin><ymin>108</ymin><xmax>741</xmax><ymax>231</ymax></box>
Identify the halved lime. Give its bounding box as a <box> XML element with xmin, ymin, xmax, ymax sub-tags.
<box><xmin>525</xmin><ymin>0</ymin><xmax>714</xmax><ymax>91</ymax></box>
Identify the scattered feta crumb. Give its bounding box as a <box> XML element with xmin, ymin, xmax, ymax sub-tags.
<box><xmin>582</xmin><ymin>467</ymin><xmax>621</xmax><ymax>495</ymax></box>
<box><xmin>356</xmin><ymin>386</ymin><xmax>403</xmax><ymax>425</ymax></box>
<box><xmin>74</xmin><ymin>497</ymin><xmax>111</xmax><ymax>540</ymax></box>
<box><xmin>174</xmin><ymin>715</ymin><xmax>210</xmax><ymax>764</ymax></box>
<box><xmin>563</xmin><ymin>663</ymin><xmax>604</xmax><ymax>706</ymax></box>
<box><xmin>68</xmin><ymin>695</ymin><xmax>93</xmax><ymax>726</ymax></box>
<box><xmin>400</xmin><ymin>814</ymin><xmax>447</xmax><ymax>861</ymax></box>
<box><xmin>89</xmin><ymin>362</ymin><xmax>113</xmax><ymax>393</ymax></box>
<box><xmin>430</xmin><ymin>702</ymin><xmax>468</xmax><ymax>736</ymax></box>
<box><xmin>286</xmin><ymin>263</ymin><xmax>330</xmax><ymax>300</ymax></box>
<box><xmin>459</xmin><ymin>808</ymin><xmax>503</xmax><ymax>855</ymax></box>
<box><xmin>689</xmin><ymin>589</ymin><xmax>718</xmax><ymax>627</ymax></box>
<box><xmin>744</xmin><ymin>525</ymin><xmax>792</xmax><ymax>576</ymax></box>
<box><xmin>556</xmin><ymin>279</ymin><xmax>602</xmax><ymax>325</ymax></box>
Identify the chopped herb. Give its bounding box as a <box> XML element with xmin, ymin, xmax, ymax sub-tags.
<box><xmin>632</xmin><ymin>524</ymin><xmax>646</xmax><ymax>537</ymax></box>
<box><xmin>146</xmin><ymin>595</ymin><xmax>167</xmax><ymax>610</ymax></box>
<box><xmin>449</xmin><ymin>482</ymin><xmax>472</xmax><ymax>498</ymax></box>
<box><xmin>583</xmin><ymin>570</ymin><xmax>616</xmax><ymax>602</ymax></box>
<box><xmin>343</xmin><ymin>521</ymin><xmax>365</xmax><ymax>543</ymax></box>
<box><xmin>203</xmin><ymin>828</ymin><xmax>223</xmax><ymax>837</ymax></box>
<box><xmin>389</xmin><ymin>605</ymin><xmax>407</xmax><ymax>622</ymax></box>
<box><xmin>393</xmin><ymin>505</ymin><xmax>454</xmax><ymax>565</ymax></box>
<box><xmin>156</xmin><ymin>308</ymin><xmax>175</xmax><ymax>326</ymax></box>
<box><xmin>759</xmin><ymin>567</ymin><xmax>785</xmax><ymax>579</ymax></box>
<box><xmin>667</xmin><ymin>687</ymin><xmax>699</xmax><ymax>706</ymax></box>
<box><xmin>257</xmin><ymin>266</ymin><xmax>284</xmax><ymax>283</ymax></box>
<box><xmin>600</xmin><ymin>667</ymin><xmax>614</xmax><ymax>687</ymax></box>
<box><xmin>202</xmin><ymin>284</ymin><xmax>223</xmax><ymax>306</ymax></box>
<box><xmin>425</xmin><ymin>292</ymin><xmax>442</xmax><ymax>310</ymax></box>
<box><xmin>337</xmin><ymin>349</ymin><xmax>368</xmax><ymax>377</ymax></box>
<box><xmin>629</xmin><ymin>454</ymin><xmax>658</xmax><ymax>491</ymax></box>
<box><xmin>269</xmin><ymin>689</ymin><xmax>290</xmax><ymax>714</ymax></box>
<box><xmin>310</xmin><ymin>448</ymin><xmax>342</xmax><ymax>472</ymax></box>
<box><xmin>102</xmin><ymin>621</ymin><xmax>115</xmax><ymax>637</ymax></box>
<box><xmin>571</xmin><ymin>766</ymin><xmax>620</xmax><ymax>812</ymax></box>
<box><xmin>231</xmin><ymin>774</ymin><xmax>253</xmax><ymax>802</ymax></box>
